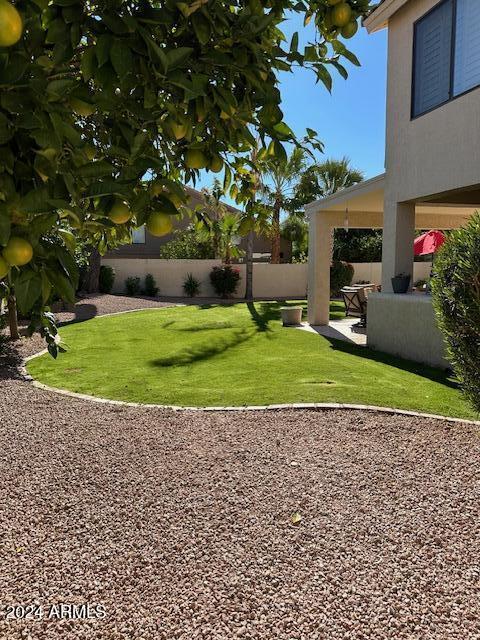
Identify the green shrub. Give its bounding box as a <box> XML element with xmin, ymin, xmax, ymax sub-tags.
<box><xmin>210</xmin><ymin>265</ymin><xmax>241</xmax><ymax>298</ymax></box>
<box><xmin>144</xmin><ymin>273</ymin><xmax>159</xmax><ymax>297</ymax></box>
<box><xmin>125</xmin><ymin>276</ymin><xmax>141</xmax><ymax>297</ymax></box>
<box><xmin>183</xmin><ymin>273</ymin><xmax>201</xmax><ymax>297</ymax></box>
<box><xmin>99</xmin><ymin>265</ymin><xmax>115</xmax><ymax>294</ymax></box>
<box><xmin>330</xmin><ymin>260</ymin><xmax>354</xmax><ymax>296</ymax></box>
<box><xmin>159</xmin><ymin>226</ymin><xmax>215</xmax><ymax>259</ymax></box>
<box><xmin>431</xmin><ymin>213</ymin><xmax>480</xmax><ymax>413</ymax></box>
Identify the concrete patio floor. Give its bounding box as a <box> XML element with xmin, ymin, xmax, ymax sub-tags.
<box><xmin>298</xmin><ymin>317</ymin><xmax>367</xmax><ymax>346</ymax></box>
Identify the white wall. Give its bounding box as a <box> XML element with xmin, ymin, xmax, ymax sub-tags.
<box><xmin>101</xmin><ymin>259</ymin><xmax>308</xmax><ymax>299</ymax></box>
<box><xmin>101</xmin><ymin>258</ymin><xmax>433</xmax><ymax>299</ymax></box>
<box><xmin>352</xmin><ymin>262</ymin><xmax>432</xmax><ymax>286</ymax></box>
<box><xmin>367</xmin><ymin>293</ymin><xmax>449</xmax><ymax>369</ymax></box>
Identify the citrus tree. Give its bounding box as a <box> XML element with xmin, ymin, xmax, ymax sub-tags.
<box><xmin>0</xmin><ymin>0</ymin><xmax>372</xmax><ymax>354</ymax></box>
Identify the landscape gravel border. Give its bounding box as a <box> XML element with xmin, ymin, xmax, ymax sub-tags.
<box><xmin>22</xmin><ymin>305</ymin><xmax>480</xmax><ymax>427</ymax></box>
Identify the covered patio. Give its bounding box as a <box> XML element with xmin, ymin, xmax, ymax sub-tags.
<box><xmin>307</xmin><ymin>174</ymin><xmax>477</xmax><ymax>368</ymax></box>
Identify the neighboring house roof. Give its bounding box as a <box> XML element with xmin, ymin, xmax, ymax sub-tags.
<box><xmin>364</xmin><ymin>0</ymin><xmax>410</xmax><ymax>33</ymax></box>
<box><xmin>184</xmin><ymin>185</ymin><xmax>242</xmax><ymax>216</ymax></box>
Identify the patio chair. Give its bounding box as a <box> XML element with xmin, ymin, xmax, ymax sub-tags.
<box><xmin>341</xmin><ymin>286</ymin><xmax>370</xmax><ymax>326</ymax></box>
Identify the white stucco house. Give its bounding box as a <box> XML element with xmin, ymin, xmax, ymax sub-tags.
<box><xmin>307</xmin><ymin>0</ymin><xmax>480</xmax><ymax>368</ymax></box>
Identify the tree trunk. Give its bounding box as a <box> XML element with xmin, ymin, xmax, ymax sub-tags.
<box><xmin>84</xmin><ymin>248</ymin><xmax>101</xmax><ymax>293</ymax></box>
<box><xmin>244</xmin><ymin>229</ymin><xmax>254</xmax><ymax>300</ymax></box>
<box><xmin>7</xmin><ymin>294</ymin><xmax>19</xmax><ymax>340</ymax></box>
<box><xmin>224</xmin><ymin>244</ymin><xmax>231</xmax><ymax>265</ymax></box>
<box><xmin>270</xmin><ymin>200</ymin><xmax>281</xmax><ymax>264</ymax></box>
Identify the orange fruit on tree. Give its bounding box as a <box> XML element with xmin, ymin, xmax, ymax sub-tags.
<box><xmin>146</xmin><ymin>212</ymin><xmax>173</xmax><ymax>237</ymax></box>
<box><xmin>209</xmin><ymin>155</ymin><xmax>224</xmax><ymax>173</ymax></box>
<box><xmin>185</xmin><ymin>149</ymin><xmax>208</xmax><ymax>170</ymax></box>
<box><xmin>3</xmin><ymin>237</ymin><xmax>33</xmax><ymax>266</ymax></box>
<box><xmin>331</xmin><ymin>2</ymin><xmax>352</xmax><ymax>27</ymax></box>
<box><xmin>108</xmin><ymin>200</ymin><xmax>132</xmax><ymax>224</ymax></box>
<box><xmin>0</xmin><ymin>0</ymin><xmax>22</xmax><ymax>47</ymax></box>
<box><xmin>0</xmin><ymin>255</ymin><xmax>9</xmax><ymax>279</ymax></box>
<box><xmin>341</xmin><ymin>19</ymin><xmax>358</xmax><ymax>38</ymax></box>
<box><xmin>166</xmin><ymin>118</ymin><xmax>188</xmax><ymax>140</ymax></box>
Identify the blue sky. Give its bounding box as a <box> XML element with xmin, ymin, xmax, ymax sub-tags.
<box><xmin>196</xmin><ymin>15</ymin><xmax>388</xmax><ymax>196</ymax></box>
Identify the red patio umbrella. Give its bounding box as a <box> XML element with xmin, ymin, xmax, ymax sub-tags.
<box><xmin>414</xmin><ymin>230</ymin><xmax>446</xmax><ymax>256</ymax></box>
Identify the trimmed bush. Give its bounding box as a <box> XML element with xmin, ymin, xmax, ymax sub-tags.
<box><xmin>183</xmin><ymin>273</ymin><xmax>201</xmax><ymax>297</ymax></box>
<box><xmin>330</xmin><ymin>260</ymin><xmax>354</xmax><ymax>297</ymax></box>
<box><xmin>144</xmin><ymin>273</ymin><xmax>159</xmax><ymax>297</ymax></box>
<box><xmin>431</xmin><ymin>214</ymin><xmax>480</xmax><ymax>413</ymax></box>
<box><xmin>125</xmin><ymin>276</ymin><xmax>141</xmax><ymax>297</ymax></box>
<box><xmin>99</xmin><ymin>265</ymin><xmax>115</xmax><ymax>294</ymax></box>
<box><xmin>210</xmin><ymin>265</ymin><xmax>241</xmax><ymax>298</ymax></box>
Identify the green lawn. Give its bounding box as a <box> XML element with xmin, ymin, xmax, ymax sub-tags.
<box><xmin>27</xmin><ymin>301</ymin><xmax>477</xmax><ymax>419</ymax></box>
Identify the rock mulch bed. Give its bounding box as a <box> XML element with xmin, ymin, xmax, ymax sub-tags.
<box><xmin>1</xmin><ymin>295</ymin><xmax>479</xmax><ymax>639</ymax></box>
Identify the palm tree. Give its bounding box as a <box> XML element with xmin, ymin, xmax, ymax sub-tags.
<box><xmin>291</xmin><ymin>156</ymin><xmax>364</xmax><ymax>209</ymax></box>
<box><xmin>313</xmin><ymin>156</ymin><xmax>364</xmax><ymax>196</ymax></box>
<box><xmin>195</xmin><ymin>180</ymin><xmax>241</xmax><ymax>265</ymax></box>
<box><xmin>260</xmin><ymin>147</ymin><xmax>307</xmax><ymax>264</ymax></box>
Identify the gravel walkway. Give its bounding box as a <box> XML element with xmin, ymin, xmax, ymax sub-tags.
<box><xmin>1</xmin><ymin>296</ymin><xmax>479</xmax><ymax>639</ymax></box>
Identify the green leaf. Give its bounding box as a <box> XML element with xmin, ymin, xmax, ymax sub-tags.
<box><xmin>110</xmin><ymin>40</ymin><xmax>133</xmax><ymax>77</ymax></box>
<box><xmin>40</xmin><ymin>270</ymin><xmax>52</xmax><ymax>303</ymax></box>
<box><xmin>153</xmin><ymin>195</ymin><xmax>178</xmax><ymax>216</ymax></box>
<box><xmin>19</xmin><ymin>188</ymin><xmax>54</xmax><ymax>214</ymax></box>
<box><xmin>76</xmin><ymin>161</ymin><xmax>115</xmax><ymax>178</ymax></box>
<box><xmin>273</xmin><ymin>139</ymin><xmax>287</xmax><ymax>164</ymax></box>
<box><xmin>81</xmin><ymin>47</ymin><xmax>96</xmax><ymax>81</ymax></box>
<box><xmin>45</xmin><ymin>266</ymin><xmax>75</xmax><ymax>304</ymax></box>
<box><xmin>330</xmin><ymin>60</ymin><xmax>348</xmax><ymax>80</ymax></box>
<box><xmin>273</xmin><ymin>121</ymin><xmax>294</xmax><ymax>139</ymax></box>
<box><xmin>130</xmin><ymin>131</ymin><xmax>147</xmax><ymax>160</ymax></box>
<box><xmin>54</xmin><ymin>245</ymin><xmax>79</xmax><ymax>287</ymax></box>
<box><xmin>316</xmin><ymin>65</ymin><xmax>332</xmax><ymax>92</ymax></box>
<box><xmin>0</xmin><ymin>112</ymin><xmax>12</xmax><ymax>145</ymax></box>
<box><xmin>0</xmin><ymin>53</ymin><xmax>28</xmax><ymax>83</ymax></box>
<box><xmin>192</xmin><ymin>14</ymin><xmax>211</xmax><ymax>45</ymax></box>
<box><xmin>12</xmin><ymin>269</ymin><xmax>42</xmax><ymax>314</ymax></box>
<box><xmin>0</xmin><ymin>207</ymin><xmax>11</xmax><ymax>245</ymax></box>
<box><xmin>83</xmin><ymin>181</ymin><xmax>131</xmax><ymax>199</ymax></box>
<box><xmin>166</xmin><ymin>47</ymin><xmax>193</xmax><ymax>70</ymax></box>
<box><xmin>332</xmin><ymin>40</ymin><xmax>360</xmax><ymax>66</ymax></box>
<box><xmin>96</xmin><ymin>35</ymin><xmax>112</xmax><ymax>67</ymax></box>
<box><xmin>29</xmin><ymin>212</ymin><xmax>58</xmax><ymax>235</ymax></box>
<box><xmin>290</xmin><ymin>32</ymin><xmax>299</xmax><ymax>52</ymax></box>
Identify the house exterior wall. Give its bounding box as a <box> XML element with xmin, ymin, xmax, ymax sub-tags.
<box><xmin>385</xmin><ymin>0</ymin><xmax>480</xmax><ymax>204</ymax></box>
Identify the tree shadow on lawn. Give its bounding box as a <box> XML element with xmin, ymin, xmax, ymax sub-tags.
<box><xmin>324</xmin><ymin>336</ymin><xmax>460</xmax><ymax>391</ymax></box>
<box><xmin>150</xmin><ymin>327</ymin><xmax>253</xmax><ymax>367</ymax></box>
<box><xmin>57</xmin><ymin>303</ymin><xmax>98</xmax><ymax>326</ymax></box>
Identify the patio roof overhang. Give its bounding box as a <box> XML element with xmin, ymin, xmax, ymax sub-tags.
<box><xmin>306</xmin><ymin>173</ymin><xmax>477</xmax><ymax>230</ymax></box>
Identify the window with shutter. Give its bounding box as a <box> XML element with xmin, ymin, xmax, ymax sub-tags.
<box><xmin>453</xmin><ymin>0</ymin><xmax>480</xmax><ymax>96</ymax></box>
<box><xmin>412</xmin><ymin>0</ymin><xmax>480</xmax><ymax>118</ymax></box>
<box><xmin>412</xmin><ymin>0</ymin><xmax>453</xmax><ymax>117</ymax></box>
<box><xmin>132</xmin><ymin>226</ymin><xmax>146</xmax><ymax>244</ymax></box>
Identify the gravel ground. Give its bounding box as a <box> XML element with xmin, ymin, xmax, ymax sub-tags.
<box><xmin>1</xmin><ymin>295</ymin><xmax>480</xmax><ymax>639</ymax></box>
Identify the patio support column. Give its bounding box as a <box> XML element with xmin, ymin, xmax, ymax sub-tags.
<box><xmin>308</xmin><ymin>210</ymin><xmax>330</xmax><ymax>326</ymax></box>
<box><xmin>381</xmin><ymin>200</ymin><xmax>415</xmax><ymax>292</ymax></box>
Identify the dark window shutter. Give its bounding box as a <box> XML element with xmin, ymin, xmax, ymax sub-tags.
<box><xmin>453</xmin><ymin>0</ymin><xmax>480</xmax><ymax>96</ymax></box>
<box><xmin>413</xmin><ymin>0</ymin><xmax>453</xmax><ymax>117</ymax></box>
